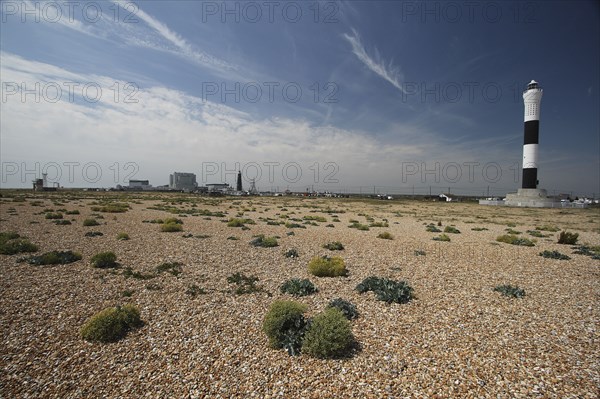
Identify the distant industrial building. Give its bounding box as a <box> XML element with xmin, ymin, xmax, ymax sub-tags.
<box><xmin>169</xmin><ymin>172</ymin><xmax>197</xmax><ymax>191</ymax></box>
<box><xmin>128</xmin><ymin>179</ymin><xmax>152</xmax><ymax>190</ymax></box>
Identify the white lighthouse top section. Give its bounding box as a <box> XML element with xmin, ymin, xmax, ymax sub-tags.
<box><xmin>523</xmin><ymin>79</ymin><xmax>543</xmax><ymax>122</ymax></box>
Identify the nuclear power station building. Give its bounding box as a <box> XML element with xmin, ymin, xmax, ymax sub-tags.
<box><xmin>169</xmin><ymin>172</ymin><xmax>197</xmax><ymax>191</ymax></box>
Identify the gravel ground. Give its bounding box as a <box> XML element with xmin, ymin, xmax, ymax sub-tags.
<box><xmin>1</xmin><ymin>193</ymin><xmax>598</xmax><ymax>398</ymax></box>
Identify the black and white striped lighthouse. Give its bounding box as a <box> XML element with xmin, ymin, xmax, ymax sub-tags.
<box><xmin>522</xmin><ymin>80</ymin><xmax>543</xmax><ymax>189</ymax></box>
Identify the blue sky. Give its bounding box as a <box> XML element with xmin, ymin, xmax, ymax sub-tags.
<box><xmin>1</xmin><ymin>0</ymin><xmax>598</xmax><ymax>196</ymax></box>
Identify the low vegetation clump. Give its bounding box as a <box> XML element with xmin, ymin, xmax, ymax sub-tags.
<box><xmin>80</xmin><ymin>304</ymin><xmax>143</xmax><ymax>343</ymax></box>
<box><xmin>284</xmin><ymin>248</ymin><xmax>299</xmax><ymax>258</ymax></box>
<box><xmin>505</xmin><ymin>228</ymin><xmax>521</xmax><ymax>235</ymax></box>
<box><xmin>377</xmin><ymin>232</ymin><xmax>394</xmax><ymax>240</ymax></box>
<box><xmin>45</xmin><ymin>212</ymin><xmax>63</xmax><ymax>220</ymax></box>
<box><xmin>0</xmin><ymin>232</ymin><xmax>38</xmax><ymax>255</ymax></box>
<box><xmin>117</xmin><ymin>232</ymin><xmax>130</xmax><ymax>241</ymax></box>
<box><xmin>22</xmin><ymin>250</ymin><xmax>82</xmax><ymax>265</ymax></box>
<box><xmin>65</xmin><ymin>210</ymin><xmax>80</xmax><ymax>215</ymax></box>
<box><xmin>227</xmin><ymin>218</ymin><xmax>255</xmax><ymax>227</ymax></box>
<box><xmin>308</xmin><ymin>256</ymin><xmax>347</xmax><ymax>277</ymax></box>
<box><xmin>433</xmin><ymin>234</ymin><xmax>451</xmax><ymax>242</ymax></box>
<box><xmin>496</xmin><ymin>235</ymin><xmax>535</xmax><ymax>246</ymax></box>
<box><xmin>303</xmin><ymin>215</ymin><xmax>326</xmax><ymax>222</ymax></box>
<box><xmin>327</xmin><ymin>298</ymin><xmax>359</xmax><ymax>320</ymax></box>
<box><xmin>85</xmin><ymin>231</ymin><xmax>103</xmax><ymax>237</ymax></box>
<box><xmin>426</xmin><ymin>224</ymin><xmax>441</xmax><ymax>233</ymax></box>
<box><xmin>91</xmin><ymin>202</ymin><xmax>130</xmax><ymax>213</ymax></box>
<box><xmin>160</xmin><ymin>221</ymin><xmax>183</xmax><ymax>232</ymax></box>
<box><xmin>557</xmin><ymin>231</ymin><xmax>578</xmax><ymax>245</ymax></box>
<box><xmin>323</xmin><ymin>241</ymin><xmax>344</xmax><ymax>250</ymax></box>
<box><xmin>348</xmin><ymin>222</ymin><xmax>370</xmax><ymax>231</ymax></box>
<box><xmin>302</xmin><ymin>308</ymin><xmax>354</xmax><ymax>359</ymax></box>
<box><xmin>356</xmin><ymin>276</ymin><xmax>413</xmax><ymax>304</ymax></box>
<box><xmin>536</xmin><ymin>225</ymin><xmax>560</xmax><ymax>232</ymax></box>
<box><xmin>262</xmin><ymin>300</ymin><xmax>308</xmax><ymax>356</ymax></box>
<box><xmin>444</xmin><ymin>226</ymin><xmax>461</xmax><ymax>234</ymax></box>
<box><xmin>369</xmin><ymin>221</ymin><xmax>389</xmax><ymax>228</ymax></box>
<box><xmin>414</xmin><ymin>249</ymin><xmax>426</xmax><ymax>256</ymax></box>
<box><xmin>494</xmin><ymin>284</ymin><xmax>525</xmax><ymax>298</ymax></box>
<box><xmin>53</xmin><ymin>220</ymin><xmax>72</xmax><ymax>225</ymax></box>
<box><xmin>250</xmin><ymin>235</ymin><xmax>279</xmax><ymax>248</ymax></box>
<box><xmin>539</xmin><ymin>250</ymin><xmax>571</xmax><ymax>260</ymax></box>
<box><xmin>83</xmin><ymin>218</ymin><xmax>100</xmax><ymax>226</ymax></box>
<box><xmin>527</xmin><ymin>230</ymin><xmax>548</xmax><ymax>238</ymax></box>
<box><xmin>90</xmin><ymin>251</ymin><xmax>118</xmax><ymax>268</ymax></box>
<box><xmin>280</xmin><ymin>278</ymin><xmax>317</xmax><ymax>296</ymax></box>
<box><xmin>572</xmin><ymin>245</ymin><xmax>600</xmax><ymax>259</ymax></box>
<box><xmin>186</xmin><ymin>284</ymin><xmax>207</xmax><ymax>297</ymax></box>
<box><xmin>471</xmin><ymin>227</ymin><xmax>488</xmax><ymax>231</ymax></box>
<box><xmin>227</xmin><ymin>272</ymin><xmax>262</xmax><ymax>294</ymax></box>
<box><xmin>122</xmin><ymin>267</ymin><xmax>155</xmax><ymax>280</ymax></box>
<box><xmin>156</xmin><ymin>261</ymin><xmax>183</xmax><ymax>276</ymax></box>
<box><xmin>285</xmin><ymin>222</ymin><xmax>306</xmax><ymax>229</ymax></box>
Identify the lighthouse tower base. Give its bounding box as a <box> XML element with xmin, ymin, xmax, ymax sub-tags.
<box><xmin>503</xmin><ymin>188</ymin><xmax>562</xmax><ymax>208</ymax></box>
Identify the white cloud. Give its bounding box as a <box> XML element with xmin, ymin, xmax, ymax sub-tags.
<box><xmin>342</xmin><ymin>28</ymin><xmax>407</xmax><ymax>94</ymax></box>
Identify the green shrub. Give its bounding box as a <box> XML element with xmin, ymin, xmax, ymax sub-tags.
<box><xmin>494</xmin><ymin>284</ymin><xmax>525</xmax><ymax>298</ymax></box>
<box><xmin>227</xmin><ymin>272</ymin><xmax>262</xmax><ymax>294</ymax></box>
<box><xmin>156</xmin><ymin>261</ymin><xmax>183</xmax><ymax>276</ymax></box>
<box><xmin>426</xmin><ymin>224</ymin><xmax>441</xmax><ymax>233</ymax></box>
<box><xmin>83</xmin><ymin>218</ymin><xmax>100</xmax><ymax>226</ymax></box>
<box><xmin>53</xmin><ymin>219</ymin><xmax>72</xmax><ymax>225</ymax></box>
<box><xmin>45</xmin><ymin>212</ymin><xmax>63</xmax><ymax>220</ymax></box>
<box><xmin>284</xmin><ymin>248</ymin><xmax>299</xmax><ymax>258</ymax></box>
<box><xmin>471</xmin><ymin>227</ymin><xmax>488</xmax><ymax>231</ymax></box>
<box><xmin>505</xmin><ymin>228</ymin><xmax>521</xmax><ymax>235</ymax></box>
<box><xmin>327</xmin><ymin>298</ymin><xmax>358</xmax><ymax>320</ymax></box>
<box><xmin>250</xmin><ymin>235</ymin><xmax>279</xmax><ymax>248</ymax></box>
<box><xmin>280</xmin><ymin>278</ymin><xmax>317</xmax><ymax>296</ymax></box>
<box><xmin>432</xmin><ymin>234</ymin><xmax>451</xmax><ymax>242</ymax></box>
<box><xmin>0</xmin><ymin>232</ymin><xmax>38</xmax><ymax>255</ymax></box>
<box><xmin>117</xmin><ymin>232</ymin><xmax>130</xmax><ymax>241</ymax></box>
<box><xmin>369</xmin><ymin>221</ymin><xmax>389</xmax><ymax>228</ymax></box>
<box><xmin>444</xmin><ymin>226</ymin><xmax>461</xmax><ymax>234</ymax></box>
<box><xmin>302</xmin><ymin>308</ymin><xmax>353</xmax><ymax>359</ymax></box>
<box><xmin>122</xmin><ymin>289</ymin><xmax>134</xmax><ymax>297</ymax></box>
<box><xmin>323</xmin><ymin>241</ymin><xmax>344</xmax><ymax>250</ymax></box>
<box><xmin>65</xmin><ymin>210</ymin><xmax>80</xmax><ymax>215</ymax></box>
<box><xmin>263</xmin><ymin>300</ymin><xmax>308</xmax><ymax>356</ymax></box>
<box><xmin>308</xmin><ymin>256</ymin><xmax>347</xmax><ymax>277</ymax></box>
<box><xmin>557</xmin><ymin>231</ymin><xmax>578</xmax><ymax>245</ymax></box>
<box><xmin>80</xmin><ymin>304</ymin><xmax>143</xmax><ymax>342</ymax></box>
<box><xmin>160</xmin><ymin>222</ymin><xmax>183</xmax><ymax>232</ymax></box>
<box><xmin>227</xmin><ymin>218</ymin><xmax>254</xmax><ymax>227</ymax></box>
<box><xmin>90</xmin><ymin>251</ymin><xmax>117</xmax><ymax>268</ymax></box>
<box><xmin>496</xmin><ymin>235</ymin><xmax>535</xmax><ymax>246</ymax></box>
<box><xmin>356</xmin><ymin>276</ymin><xmax>413</xmax><ymax>304</ymax></box>
<box><xmin>539</xmin><ymin>250</ymin><xmax>571</xmax><ymax>260</ymax></box>
<box><xmin>377</xmin><ymin>232</ymin><xmax>394</xmax><ymax>240</ymax></box>
<box><xmin>23</xmin><ymin>250</ymin><xmax>81</xmax><ymax>265</ymax></box>
<box><xmin>348</xmin><ymin>222</ymin><xmax>369</xmax><ymax>231</ymax></box>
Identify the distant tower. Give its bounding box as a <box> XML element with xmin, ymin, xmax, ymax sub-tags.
<box><xmin>249</xmin><ymin>179</ymin><xmax>258</xmax><ymax>195</ymax></box>
<box><xmin>236</xmin><ymin>171</ymin><xmax>243</xmax><ymax>191</ymax></box>
<box><xmin>522</xmin><ymin>80</ymin><xmax>543</xmax><ymax>189</ymax></box>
